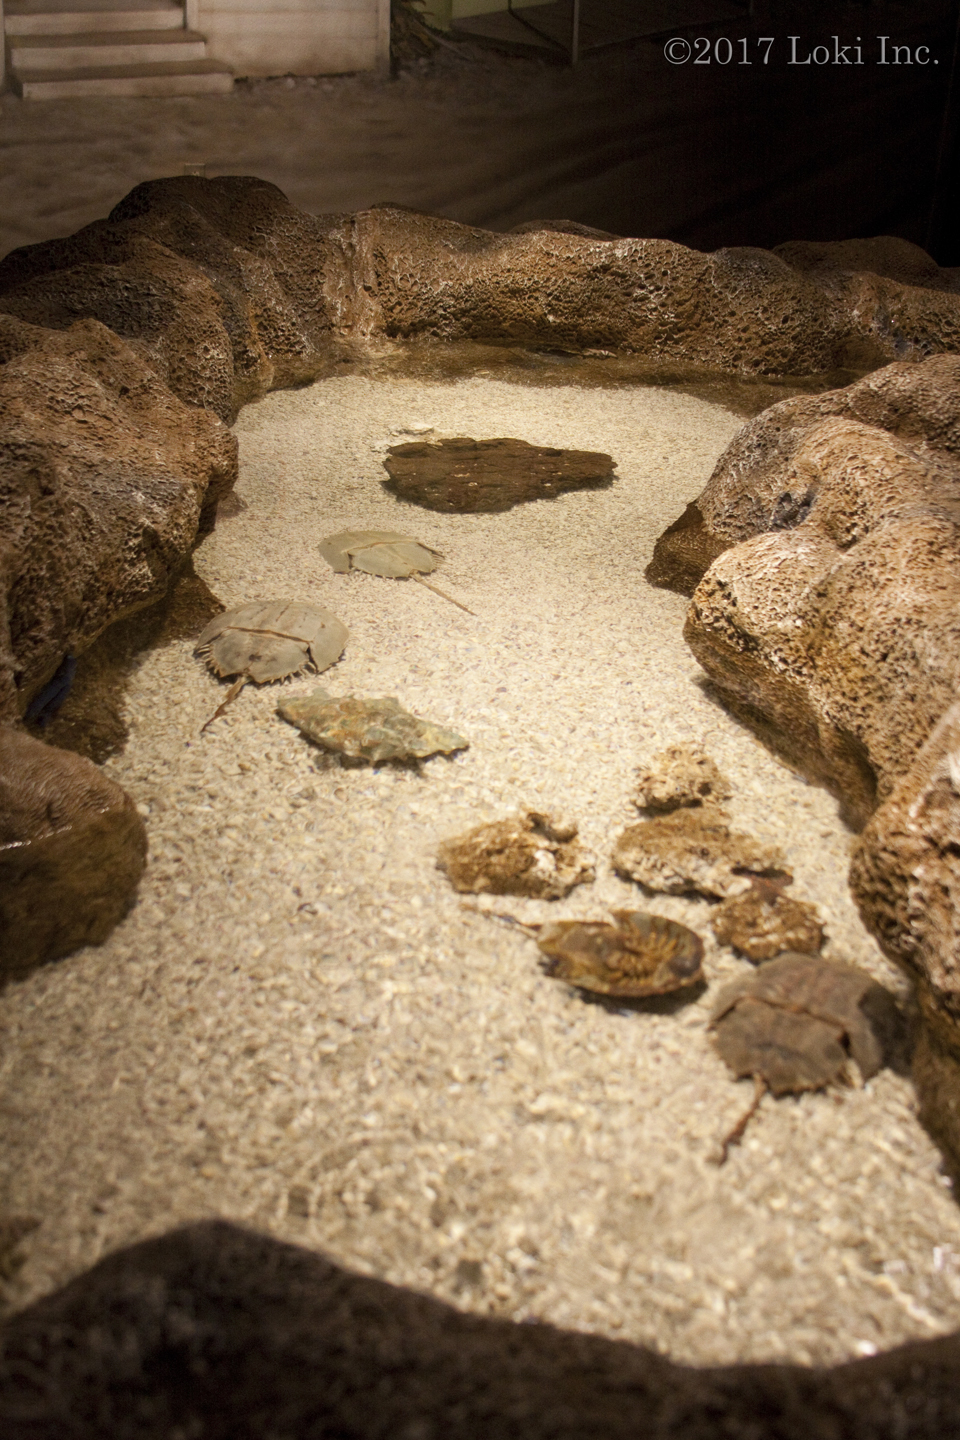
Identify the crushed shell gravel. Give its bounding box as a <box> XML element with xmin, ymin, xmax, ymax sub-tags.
<box><xmin>2</xmin><ymin>375</ymin><xmax>959</xmax><ymax>1368</ymax></box>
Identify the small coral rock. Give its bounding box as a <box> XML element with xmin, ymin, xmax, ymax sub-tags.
<box><xmin>538</xmin><ymin>910</ymin><xmax>703</xmax><ymax>998</ymax></box>
<box><xmin>710</xmin><ymin>952</ymin><xmax>902</xmax><ymax>1094</ymax></box>
<box><xmin>437</xmin><ymin>810</ymin><xmax>593</xmax><ymax>899</ymax></box>
<box><xmin>0</xmin><ymin>728</ymin><xmax>147</xmax><ymax>972</ymax></box>
<box><xmin>613</xmin><ymin>809</ymin><xmax>787</xmax><ymax>899</ymax></box>
<box><xmin>382</xmin><ymin>437</ymin><xmax>615</xmax><ymax>513</ymax></box>
<box><xmin>634</xmin><ymin>744</ymin><xmax>730</xmax><ymax>812</ymax></box>
<box><xmin>711</xmin><ymin>881</ymin><xmax>824</xmax><ymax>962</ymax></box>
<box><xmin>279</xmin><ymin>690</ymin><xmax>467</xmax><ymax>763</ymax></box>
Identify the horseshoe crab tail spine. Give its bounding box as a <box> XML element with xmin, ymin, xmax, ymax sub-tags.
<box><xmin>715</xmin><ymin>1074</ymin><xmax>767</xmax><ymax>1166</ymax></box>
<box><xmin>201</xmin><ymin>676</ymin><xmax>247</xmax><ymax>733</ymax></box>
<box><xmin>412</xmin><ymin>574</ymin><xmax>477</xmax><ymax>617</ymax></box>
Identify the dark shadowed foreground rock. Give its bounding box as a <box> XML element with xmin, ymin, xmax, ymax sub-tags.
<box><xmin>2</xmin><ymin>1220</ymin><xmax>960</xmax><ymax>1440</ymax></box>
<box><xmin>0</xmin><ymin>729</ymin><xmax>146</xmax><ymax>973</ymax></box>
<box><xmin>0</xmin><ymin>313</ymin><xmax>236</xmax><ymax>725</ymax></box>
<box><xmin>382</xmin><ymin>436</ymin><xmax>615</xmax><ymax>512</ymax></box>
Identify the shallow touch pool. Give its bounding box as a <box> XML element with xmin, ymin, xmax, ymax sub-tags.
<box><xmin>1</xmin><ymin>375</ymin><xmax>958</xmax><ymax>1367</ymax></box>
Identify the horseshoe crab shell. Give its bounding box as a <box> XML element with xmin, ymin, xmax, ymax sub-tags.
<box><xmin>537</xmin><ymin>910</ymin><xmax>704</xmax><ymax>998</ymax></box>
<box><xmin>318</xmin><ymin>530</ymin><xmax>442</xmax><ymax>578</ymax></box>
<box><xmin>195</xmin><ymin>600</ymin><xmax>348</xmax><ymax>683</ymax></box>
<box><xmin>710</xmin><ymin>952</ymin><xmax>902</xmax><ymax>1094</ymax></box>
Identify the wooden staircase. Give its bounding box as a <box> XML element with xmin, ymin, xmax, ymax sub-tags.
<box><xmin>3</xmin><ymin>0</ymin><xmax>233</xmax><ymax>98</ymax></box>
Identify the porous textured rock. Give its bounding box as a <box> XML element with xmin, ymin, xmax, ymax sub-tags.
<box><xmin>437</xmin><ymin>810</ymin><xmax>594</xmax><ymax>899</ymax></box>
<box><xmin>353</xmin><ymin>207</ymin><xmax>960</xmax><ymax>374</ymax></box>
<box><xmin>659</xmin><ymin>358</ymin><xmax>960</xmax><ymax>826</ymax></box>
<box><xmin>0</xmin><ymin>176</ymin><xmax>351</xmax><ymax>422</ymax></box>
<box><xmin>649</xmin><ymin>352</ymin><xmax>960</xmax><ymax>1164</ymax></box>
<box><xmin>1</xmin><ymin>183</ymin><xmax>957</xmax><ymax>729</ymax></box>
<box><xmin>774</xmin><ymin>235</ymin><xmax>959</xmax><ymax>293</ymax></box>
<box><xmin>647</xmin><ymin>354</ymin><xmax>960</xmax><ymax>596</ymax></box>
<box><xmin>634</xmin><ymin>743</ymin><xmax>730</xmax><ymax>812</ymax></box>
<box><xmin>3</xmin><ymin>182</ymin><xmax>959</xmax><ymax>433</ymax></box>
<box><xmin>850</xmin><ymin>702</ymin><xmax>960</xmax><ymax>1167</ymax></box>
<box><xmin>0</xmin><ymin>313</ymin><xmax>237</xmax><ymax>724</ymax></box>
<box><xmin>711</xmin><ymin>882</ymin><xmax>824</xmax><ymax>963</ymax></box>
<box><xmin>0</xmin><ymin>728</ymin><xmax>147</xmax><ymax>972</ymax></box>
<box><xmin>612</xmin><ymin>809</ymin><xmax>787</xmax><ymax>899</ymax></box>
<box><xmin>382</xmin><ymin>436</ymin><xmax>615</xmax><ymax>513</ymax></box>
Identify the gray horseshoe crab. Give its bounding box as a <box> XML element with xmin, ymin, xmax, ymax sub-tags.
<box><xmin>195</xmin><ymin>599</ymin><xmax>348</xmax><ymax>731</ymax></box>
<box><xmin>318</xmin><ymin>529</ymin><xmax>475</xmax><ymax>615</ymax></box>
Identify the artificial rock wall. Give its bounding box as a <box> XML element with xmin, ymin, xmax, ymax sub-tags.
<box><xmin>0</xmin><ymin>174</ymin><xmax>959</xmax><ymax>1162</ymax></box>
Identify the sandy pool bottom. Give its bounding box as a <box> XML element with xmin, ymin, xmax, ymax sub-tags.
<box><xmin>2</xmin><ymin>374</ymin><xmax>960</xmax><ymax>1367</ymax></box>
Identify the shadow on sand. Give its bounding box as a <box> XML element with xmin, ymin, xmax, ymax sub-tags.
<box><xmin>1</xmin><ymin>1219</ymin><xmax>959</xmax><ymax>1437</ymax></box>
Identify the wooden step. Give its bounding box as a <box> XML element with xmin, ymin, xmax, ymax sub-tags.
<box><xmin>5</xmin><ymin>2</ymin><xmax>184</xmax><ymax>36</ymax></box>
<box><xmin>9</xmin><ymin>27</ymin><xmax>208</xmax><ymax>68</ymax></box>
<box><xmin>12</xmin><ymin>55</ymin><xmax>233</xmax><ymax>97</ymax></box>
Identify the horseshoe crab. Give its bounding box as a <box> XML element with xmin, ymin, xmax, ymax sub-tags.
<box><xmin>709</xmin><ymin>952</ymin><xmax>904</xmax><ymax>1162</ymax></box>
<box><xmin>537</xmin><ymin>910</ymin><xmax>704</xmax><ymax>999</ymax></box>
<box><xmin>318</xmin><ymin>529</ymin><xmax>475</xmax><ymax>615</ymax></box>
<box><xmin>195</xmin><ymin>599</ymin><xmax>348</xmax><ymax>731</ymax></box>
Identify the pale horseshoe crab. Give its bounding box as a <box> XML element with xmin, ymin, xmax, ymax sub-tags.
<box><xmin>318</xmin><ymin>529</ymin><xmax>475</xmax><ymax>615</ymax></box>
<box><xmin>195</xmin><ymin>599</ymin><xmax>348</xmax><ymax>731</ymax></box>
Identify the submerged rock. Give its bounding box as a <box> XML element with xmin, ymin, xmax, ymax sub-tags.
<box><xmin>537</xmin><ymin>910</ymin><xmax>704</xmax><ymax>998</ymax></box>
<box><xmin>613</xmin><ymin>808</ymin><xmax>787</xmax><ymax>899</ymax></box>
<box><xmin>382</xmin><ymin>436</ymin><xmax>615</xmax><ymax>513</ymax></box>
<box><xmin>0</xmin><ymin>728</ymin><xmax>147</xmax><ymax>972</ymax></box>
<box><xmin>710</xmin><ymin>952</ymin><xmax>903</xmax><ymax>1095</ymax></box>
<box><xmin>278</xmin><ymin>689</ymin><xmax>468</xmax><ymax>763</ymax></box>
<box><xmin>711</xmin><ymin>880</ymin><xmax>824</xmax><ymax>962</ymax></box>
<box><xmin>634</xmin><ymin>743</ymin><xmax>730</xmax><ymax>813</ymax></box>
<box><xmin>437</xmin><ymin>810</ymin><xmax>594</xmax><ymax>899</ymax></box>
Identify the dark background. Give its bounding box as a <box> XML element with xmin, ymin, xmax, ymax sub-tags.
<box><xmin>1</xmin><ymin>0</ymin><xmax>958</xmax><ymax>264</ymax></box>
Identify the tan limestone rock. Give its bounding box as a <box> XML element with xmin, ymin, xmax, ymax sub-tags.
<box><xmin>647</xmin><ymin>353</ymin><xmax>960</xmax><ymax>595</ymax></box>
<box><xmin>711</xmin><ymin>881</ymin><xmax>824</xmax><ymax>963</ymax></box>
<box><xmin>0</xmin><ymin>315</ymin><xmax>237</xmax><ymax>724</ymax></box>
<box><xmin>437</xmin><ymin>810</ymin><xmax>594</xmax><ymax>899</ymax></box>
<box><xmin>612</xmin><ymin>809</ymin><xmax>787</xmax><ymax>899</ymax></box>
<box><xmin>633</xmin><ymin>743</ymin><xmax>730</xmax><ymax>813</ymax></box>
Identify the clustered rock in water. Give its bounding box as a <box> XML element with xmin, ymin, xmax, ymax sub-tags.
<box><xmin>711</xmin><ymin>879</ymin><xmax>824</xmax><ymax>963</ymax></box>
<box><xmin>278</xmin><ymin>689</ymin><xmax>469</xmax><ymax>764</ymax></box>
<box><xmin>633</xmin><ymin>743</ymin><xmax>731</xmax><ymax>812</ymax></box>
<box><xmin>381</xmin><ymin>436</ymin><xmax>616</xmax><ymax>513</ymax></box>
<box><xmin>436</xmin><ymin>810</ymin><xmax>594</xmax><ymax>899</ymax></box>
<box><xmin>612</xmin><ymin>809</ymin><xmax>788</xmax><ymax>899</ymax></box>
